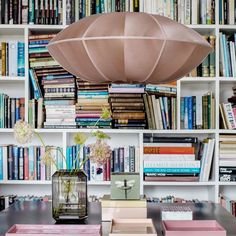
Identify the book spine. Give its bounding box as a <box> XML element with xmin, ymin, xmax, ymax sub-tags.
<box><xmin>18</xmin><ymin>147</ymin><xmax>24</xmax><ymax>180</ymax></box>
<box><xmin>0</xmin><ymin>147</ymin><xmax>3</xmax><ymax>180</ymax></box>
<box><xmin>119</xmin><ymin>147</ymin><xmax>124</xmax><ymax>172</ymax></box>
<box><xmin>187</xmin><ymin>96</ymin><xmax>193</xmax><ymax>129</ymax></box>
<box><xmin>13</xmin><ymin>146</ymin><xmax>19</xmax><ymax>180</ymax></box>
<box><xmin>24</xmin><ymin>148</ymin><xmax>29</xmax><ymax>180</ymax></box>
<box><xmin>29</xmin><ymin>0</ymin><xmax>35</xmax><ymax>23</ymax></box>
<box><xmin>113</xmin><ymin>148</ymin><xmax>119</xmax><ymax>173</ymax></box>
<box><xmin>144</xmin><ymin>168</ymin><xmax>200</xmax><ymax>173</ymax></box>
<box><xmin>144</xmin><ymin>147</ymin><xmax>195</xmax><ymax>154</ymax></box>
<box><xmin>8</xmin><ymin>146</ymin><xmax>14</xmax><ymax>180</ymax></box>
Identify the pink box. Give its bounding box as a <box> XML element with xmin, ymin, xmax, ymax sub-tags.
<box><xmin>162</xmin><ymin>220</ymin><xmax>226</xmax><ymax>236</ymax></box>
<box><xmin>6</xmin><ymin>224</ymin><xmax>101</xmax><ymax>236</ymax></box>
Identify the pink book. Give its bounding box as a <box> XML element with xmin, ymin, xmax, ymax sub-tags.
<box><xmin>6</xmin><ymin>224</ymin><xmax>101</xmax><ymax>236</ymax></box>
<box><xmin>162</xmin><ymin>220</ymin><xmax>226</xmax><ymax>236</ymax></box>
<box><xmin>108</xmin><ymin>88</ymin><xmax>144</xmax><ymax>93</ymax></box>
<box><xmin>40</xmin><ymin>147</ymin><xmax>46</xmax><ymax>181</ymax></box>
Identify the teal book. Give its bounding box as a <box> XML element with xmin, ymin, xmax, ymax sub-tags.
<box><xmin>143</xmin><ymin>168</ymin><xmax>200</xmax><ymax>174</ymax></box>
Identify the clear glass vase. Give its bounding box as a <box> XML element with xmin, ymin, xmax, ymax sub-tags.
<box><xmin>52</xmin><ymin>169</ymin><xmax>87</xmax><ymax>221</ymax></box>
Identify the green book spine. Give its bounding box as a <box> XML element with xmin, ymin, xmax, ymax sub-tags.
<box><xmin>29</xmin><ymin>0</ymin><xmax>35</xmax><ymax>24</ymax></box>
<box><xmin>209</xmin><ymin>35</ymin><xmax>216</xmax><ymax>77</ymax></box>
<box><xmin>207</xmin><ymin>93</ymin><xmax>212</xmax><ymax>129</ymax></box>
<box><xmin>143</xmin><ymin>94</ymin><xmax>152</xmax><ymax>129</ymax></box>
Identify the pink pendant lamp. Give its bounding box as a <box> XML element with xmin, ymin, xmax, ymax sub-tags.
<box><xmin>47</xmin><ymin>12</ymin><xmax>212</xmax><ymax>84</ymax></box>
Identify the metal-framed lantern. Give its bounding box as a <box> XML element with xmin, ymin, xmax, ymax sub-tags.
<box><xmin>52</xmin><ymin>169</ymin><xmax>87</xmax><ymax>221</ymax></box>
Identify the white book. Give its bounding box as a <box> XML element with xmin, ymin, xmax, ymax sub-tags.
<box><xmin>151</xmin><ymin>0</ymin><xmax>158</xmax><ymax>14</ymax></box>
<box><xmin>124</xmin><ymin>146</ymin><xmax>130</xmax><ymax>173</ymax></box>
<box><xmin>75</xmin><ymin>0</ymin><xmax>79</xmax><ymax>21</ymax></box>
<box><xmin>156</xmin><ymin>98</ymin><xmax>163</xmax><ymax>129</ymax></box>
<box><xmin>143</xmin><ymin>154</ymin><xmax>195</xmax><ymax>161</ymax></box>
<box><xmin>104</xmin><ymin>0</ymin><xmax>108</xmax><ymax>13</ymax></box>
<box><xmin>96</xmin><ymin>164</ymin><xmax>104</xmax><ymax>181</ymax></box>
<box><xmin>166</xmin><ymin>0</ymin><xmax>171</xmax><ymax>18</ymax></box>
<box><xmin>108</xmin><ymin>0</ymin><xmax>112</xmax><ymax>12</ymax></box>
<box><xmin>151</xmin><ymin>95</ymin><xmax>159</xmax><ymax>130</ymax></box>
<box><xmin>196</xmin><ymin>95</ymin><xmax>203</xmax><ymax>128</ymax></box>
<box><xmin>90</xmin><ymin>162</ymin><xmax>96</xmax><ymax>181</ymax></box>
<box><xmin>191</xmin><ymin>0</ymin><xmax>199</xmax><ymax>24</ymax></box>
<box><xmin>139</xmin><ymin>0</ymin><xmax>144</xmax><ymax>12</ymax></box>
<box><xmin>203</xmin><ymin>139</ymin><xmax>215</xmax><ymax>181</ymax></box>
<box><xmin>143</xmin><ymin>143</ymin><xmax>192</xmax><ymax>147</ymax></box>
<box><xmin>219</xmin><ymin>160</ymin><xmax>236</xmax><ymax>167</ymax></box>
<box><xmin>199</xmin><ymin>140</ymin><xmax>209</xmax><ymax>182</ymax></box>
<box><xmin>200</xmin><ymin>0</ymin><xmax>207</xmax><ymax>24</ymax></box>
<box><xmin>229</xmin><ymin>0</ymin><xmax>235</xmax><ymax>25</ymax></box>
<box><xmin>222</xmin><ymin>103</ymin><xmax>236</xmax><ymax>129</ymax></box>
<box><xmin>185</xmin><ymin>0</ymin><xmax>191</xmax><ymax>24</ymax></box>
<box><xmin>8</xmin><ymin>41</ymin><xmax>18</xmax><ymax>76</ymax></box>
<box><xmin>135</xmin><ymin>147</ymin><xmax>140</xmax><ymax>172</ymax></box>
<box><xmin>2</xmin><ymin>146</ymin><xmax>8</xmax><ymax>180</ymax></box>
<box><xmin>230</xmin><ymin>42</ymin><xmax>236</xmax><ymax>77</ymax></box>
<box><xmin>144</xmin><ymin>160</ymin><xmax>200</xmax><ymax>168</ymax></box>
<box><xmin>129</xmin><ymin>0</ymin><xmax>133</xmax><ymax>12</ymax></box>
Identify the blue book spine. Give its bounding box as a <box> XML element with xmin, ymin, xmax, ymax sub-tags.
<box><xmin>29</xmin><ymin>0</ymin><xmax>35</xmax><ymax>24</ymax></box>
<box><xmin>96</xmin><ymin>0</ymin><xmax>100</xmax><ymax>13</ymax></box>
<box><xmin>160</xmin><ymin>97</ymin><xmax>167</xmax><ymax>129</ymax></box>
<box><xmin>0</xmin><ymin>147</ymin><xmax>3</xmax><ymax>180</ymax></box>
<box><xmin>222</xmin><ymin>34</ymin><xmax>230</xmax><ymax>77</ymax></box>
<box><xmin>112</xmin><ymin>84</ymin><xmax>144</xmax><ymax>88</ymax></box>
<box><xmin>78</xmin><ymin>91</ymin><xmax>108</xmax><ymax>95</ymax></box>
<box><xmin>188</xmin><ymin>96</ymin><xmax>193</xmax><ymax>129</ymax></box>
<box><xmin>57</xmin><ymin>148</ymin><xmax>64</xmax><ymax>170</ymax></box>
<box><xmin>219</xmin><ymin>0</ymin><xmax>222</xmax><ymax>24</ymax></box>
<box><xmin>18</xmin><ymin>147</ymin><xmax>24</xmax><ymax>180</ymax></box>
<box><xmin>45</xmin><ymin>74</ymin><xmax>73</xmax><ymax>80</ymax></box>
<box><xmin>75</xmin><ymin>145</ymin><xmax>81</xmax><ymax>169</ymax></box>
<box><xmin>17</xmin><ymin>42</ymin><xmax>25</xmax><ymax>76</ymax></box>
<box><xmin>143</xmin><ymin>168</ymin><xmax>200</xmax><ymax>173</ymax></box>
<box><xmin>37</xmin><ymin>148</ymin><xmax>41</xmax><ymax>180</ymax></box>
<box><xmin>29</xmin><ymin>40</ymin><xmax>50</xmax><ymax>45</ymax></box>
<box><xmin>66</xmin><ymin>147</ymin><xmax>71</xmax><ymax>170</ymax></box>
<box><xmin>29</xmin><ymin>69</ymin><xmax>41</xmax><ymax>100</ymax></box>
<box><xmin>83</xmin><ymin>146</ymin><xmax>90</xmax><ymax>180</ymax></box>
<box><xmin>113</xmin><ymin>148</ymin><xmax>120</xmax><ymax>173</ymax></box>
<box><xmin>15</xmin><ymin>99</ymin><xmax>20</xmax><ymax>121</ymax></box>
<box><xmin>29</xmin><ymin>146</ymin><xmax>35</xmax><ymax>180</ymax></box>
<box><xmin>13</xmin><ymin>147</ymin><xmax>19</xmax><ymax>180</ymax></box>
<box><xmin>100</xmin><ymin>0</ymin><xmax>105</xmax><ymax>12</ymax></box>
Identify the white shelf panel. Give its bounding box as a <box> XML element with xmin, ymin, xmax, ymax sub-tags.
<box><xmin>219</xmin><ymin>182</ymin><xmax>236</xmax><ymax>186</ymax></box>
<box><xmin>0</xmin><ymin>76</ymin><xmax>25</xmax><ymax>81</ymax></box>
<box><xmin>0</xmin><ymin>129</ymin><xmax>14</xmax><ymax>133</ymax></box>
<box><xmin>143</xmin><ymin>129</ymin><xmax>217</xmax><ymax>134</ymax></box>
<box><xmin>180</xmin><ymin>77</ymin><xmax>216</xmax><ymax>82</ymax></box>
<box><xmin>143</xmin><ymin>181</ymin><xmax>216</xmax><ymax>186</ymax></box>
<box><xmin>186</xmin><ymin>24</ymin><xmax>216</xmax><ymax>29</ymax></box>
<box><xmin>88</xmin><ymin>181</ymin><xmax>110</xmax><ymax>186</ymax></box>
<box><xmin>219</xmin><ymin>77</ymin><xmax>236</xmax><ymax>81</ymax></box>
<box><xmin>219</xmin><ymin>129</ymin><xmax>236</xmax><ymax>134</ymax></box>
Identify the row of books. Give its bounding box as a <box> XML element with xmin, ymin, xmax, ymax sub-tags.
<box><xmin>219</xmin><ymin>32</ymin><xmax>236</xmax><ymax>77</ymax></box>
<box><xmin>0</xmin><ymin>0</ymin><xmax>63</xmax><ymax>25</ymax></box>
<box><xmin>66</xmin><ymin>0</ymin><xmax>215</xmax><ymax>25</ymax></box>
<box><xmin>0</xmin><ymin>145</ymin><xmax>63</xmax><ymax>181</ymax></box>
<box><xmin>189</xmin><ymin>35</ymin><xmax>216</xmax><ymax>77</ymax></box>
<box><xmin>0</xmin><ymin>41</ymin><xmax>25</xmax><ymax>77</ymax></box>
<box><xmin>219</xmin><ymin>135</ymin><xmax>236</xmax><ymax>182</ymax></box>
<box><xmin>220</xmin><ymin>195</ymin><xmax>236</xmax><ymax>218</ymax></box>
<box><xmin>144</xmin><ymin>84</ymin><xmax>177</xmax><ymax>130</ymax></box>
<box><xmin>220</xmin><ymin>86</ymin><xmax>236</xmax><ymax>130</ymax></box>
<box><xmin>66</xmin><ymin>145</ymin><xmax>139</xmax><ymax>181</ymax></box>
<box><xmin>143</xmin><ymin>134</ymin><xmax>215</xmax><ymax>182</ymax></box>
<box><xmin>146</xmin><ymin>196</ymin><xmax>204</xmax><ymax>203</ymax></box>
<box><xmin>219</xmin><ymin>0</ymin><xmax>236</xmax><ymax>25</ymax></box>
<box><xmin>180</xmin><ymin>92</ymin><xmax>215</xmax><ymax>130</ymax></box>
<box><xmin>76</xmin><ymin>80</ymin><xmax>111</xmax><ymax>128</ymax></box>
<box><xmin>0</xmin><ymin>95</ymin><xmax>25</xmax><ymax>128</ymax></box>
<box><xmin>109</xmin><ymin>84</ymin><xmax>146</xmax><ymax>129</ymax></box>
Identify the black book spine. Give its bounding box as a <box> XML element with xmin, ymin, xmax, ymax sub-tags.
<box><xmin>91</xmin><ymin>0</ymin><xmax>96</xmax><ymax>14</ymax></box>
<box><xmin>79</xmin><ymin>0</ymin><xmax>83</xmax><ymax>19</ymax></box>
<box><xmin>192</xmin><ymin>96</ymin><xmax>196</xmax><ymax>129</ymax></box>
<box><xmin>119</xmin><ymin>147</ymin><xmax>124</xmax><ymax>172</ymax></box>
<box><xmin>54</xmin><ymin>0</ymin><xmax>58</xmax><ymax>24</ymax></box>
<box><xmin>71</xmin><ymin>0</ymin><xmax>75</xmax><ymax>23</ymax></box>
<box><xmin>133</xmin><ymin>0</ymin><xmax>139</xmax><ymax>12</ymax></box>
<box><xmin>143</xmin><ymin>136</ymin><xmax>198</xmax><ymax>143</ymax></box>
<box><xmin>4</xmin><ymin>0</ymin><xmax>8</xmax><ymax>24</ymax></box>
<box><xmin>115</xmin><ymin>0</ymin><xmax>120</xmax><ymax>12</ymax></box>
<box><xmin>224</xmin><ymin>0</ymin><xmax>228</xmax><ymax>24</ymax></box>
<box><xmin>211</xmin><ymin>0</ymin><xmax>215</xmax><ymax>24</ymax></box>
<box><xmin>167</xmin><ymin>97</ymin><xmax>171</xmax><ymax>130</ymax></box>
<box><xmin>111</xmin><ymin>150</ymin><xmax>114</xmax><ymax>173</ymax></box>
<box><xmin>9</xmin><ymin>0</ymin><xmax>13</xmax><ymax>23</ymax></box>
<box><xmin>37</xmin><ymin>147</ymin><xmax>41</xmax><ymax>180</ymax></box>
<box><xmin>18</xmin><ymin>0</ymin><xmax>22</xmax><ymax>24</ymax></box>
<box><xmin>13</xmin><ymin>0</ymin><xmax>18</xmax><ymax>23</ymax></box>
<box><xmin>19</xmin><ymin>147</ymin><xmax>24</xmax><ymax>180</ymax></box>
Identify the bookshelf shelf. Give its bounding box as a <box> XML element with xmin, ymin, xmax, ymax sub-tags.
<box><xmin>0</xmin><ymin>0</ymin><xmax>236</xmax><ymax>204</ymax></box>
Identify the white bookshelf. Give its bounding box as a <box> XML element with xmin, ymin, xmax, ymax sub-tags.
<box><xmin>0</xmin><ymin>0</ymin><xmax>236</xmax><ymax>203</ymax></box>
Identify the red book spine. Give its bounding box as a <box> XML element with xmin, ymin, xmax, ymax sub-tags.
<box><xmin>24</xmin><ymin>148</ymin><xmax>29</xmax><ymax>180</ymax></box>
<box><xmin>106</xmin><ymin>159</ymin><xmax>111</xmax><ymax>181</ymax></box>
<box><xmin>143</xmin><ymin>147</ymin><xmax>195</xmax><ymax>154</ymax></box>
<box><xmin>103</xmin><ymin>163</ymin><xmax>107</xmax><ymax>181</ymax></box>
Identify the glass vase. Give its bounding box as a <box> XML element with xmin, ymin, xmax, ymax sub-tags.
<box><xmin>52</xmin><ymin>169</ymin><xmax>87</xmax><ymax>221</ymax></box>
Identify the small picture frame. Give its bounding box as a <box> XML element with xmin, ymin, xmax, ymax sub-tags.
<box><xmin>111</xmin><ymin>172</ymin><xmax>140</xmax><ymax>200</ymax></box>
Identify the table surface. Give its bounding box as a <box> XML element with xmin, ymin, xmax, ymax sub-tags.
<box><xmin>0</xmin><ymin>201</ymin><xmax>236</xmax><ymax>235</ymax></box>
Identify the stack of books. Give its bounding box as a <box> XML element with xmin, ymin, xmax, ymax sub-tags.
<box><xmin>28</xmin><ymin>33</ymin><xmax>76</xmax><ymax>129</ymax></box>
<box><xmin>0</xmin><ymin>0</ymin><xmax>63</xmax><ymax>25</ymax></box>
<box><xmin>66</xmin><ymin>145</ymin><xmax>139</xmax><ymax>181</ymax></box>
<box><xmin>219</xmin><ymin>0</ymin><xmax>236</xmax><ymax>25</ymax></box>
<box><xmin>220</xmin><ymin>195</ymin><xmax>236</xmax><ymax>217</ymax></box>
<box><xmin>219</xmin><ymin>32</ymin><xmax>236</xmax><ymax>77</ymax></box>
<box><xmin>0</xmin><ymin>95</ymin><xmax>25</xmax><ymax>128</ymax></box>
<box><xmin>144</xmin><ymin>84</ymin><xmax>177</xmax><ymax>129</ymax></box>
<box><xmin>0</xmin><ymin>41</ymin><xmax>25</xmax><ymax>76</ymax></box>
<box><xmin>220</xmin><ymin>87</ymin><xmax>236</xmax><ymax>129</ymax></box>
<box><xmin>67</xmin><ymin>0</ymin><xmax>215</xmax><ymax>25</ymax></box>
<box><xmin>76</xmin><ymin>80</ymin><xmax>111</xmax><ymax>128</ymax></box>
<box><xmin>109</xmin><ymin>84</ymin><xmax>146</xmax><ymax>129</ymax></box>
<box><xmin>0</xmin><ymin>145</ymin><xmax>63</xmax><ymax>181</ymax></box>
<box><xmin>180</xmin><ymin>92</ymin><xmax>215</xmax><ymax>129</ymax></box>
<box><xmin>143</xmin><ymin>135</ymin><xmax>200</xmax><ymax>182</ymax></box>
<box><xmin>219</xmin><ymin>135</ymin><xmax>236</xmax><ymax>182</ymax></box>
<box><xmin>189</xmin><ymin>35</ymin><xmax>216</xmax><ymax>77</ymax></box>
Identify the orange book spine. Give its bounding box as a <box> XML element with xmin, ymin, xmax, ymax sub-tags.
<box><xmin>143</xmin><ymin>147</ymin><xmax>195</xmax><ymax>154</ymax></box>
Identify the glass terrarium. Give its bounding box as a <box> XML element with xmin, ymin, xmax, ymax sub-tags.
<box><xmin>52</xmin><ymin>169</ymin><xmax>87</xmax><ymax>221</ymax></box>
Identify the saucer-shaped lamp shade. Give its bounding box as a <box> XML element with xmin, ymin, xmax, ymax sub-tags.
<box><xmin>48</xmin><ymin>12</ymin><xmax>213</xmax><ymax>84</ymax></box>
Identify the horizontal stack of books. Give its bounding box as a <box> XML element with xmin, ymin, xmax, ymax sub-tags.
<box><xmin>67</xmin><ymin>0</ymin><xmax>215</xmax><ymax>25</ymax></box>
<box><xmin>219</xmin><ymin>0</ymin><xmax>236</xmax><ymax>24</ymax></box>
<box><xmin>66</xmin><ymin>145</ymin><xmax>139</xmax><ymax>181</ymax></box>
<box><xmin>109</xmin><ymin>84</ymin><xmax>146</xmax><ymax>129</ymax></box>
<box><xmin>144</xmin><ymin>84</ymin><xmax>177</xmax><ymax>129</ymax></box>
<box><xmin>220</xmin><ymin>86</ymin><xmax>236</xmax><ymax>130</ymax></box>
<box><xmin>219</xmin><ymin>135</ymin><xmax>236</xmax><ymax>182</ymax></box>
<box><xmin>76</xmin><ymin>80</ymin><xmax>111</xmax><ymax>128</ymax></box>
<box><xmin>0</xmin><ymin>95</ymin><xmax>24</xmax><ymax>128</ymax></box>
<box><xmin>180</xmin><ymin>92</ymin><xmax>215</xmax><ymax>129</ymax></box>
<box><xmin>0</xmin><ymin>0</ymin><xmax>63</xmax><ymax>25</ymax></box>
<box><xmin>28</xmin><ymin>33</ymin><xmax>76</xmax><ymax>129</ymax></box>
<box><xmin>220</xmin><ymin>195</ymin><xmax>236</xmax><ymax>217</ymax></box>
<box><xmin>189</xmin><ymin>35</ymin><xmax>216</xmax><ymax>77</ymax></box>
<box><xmin>143</xmin><ymin>134</ymin><xmax>215</xmax><ymax>182</ymax></box>
<box><xmin>219</xmin><ymin>32</ymin><xmax>236</xmax><ymax>77</ymax></box>
<box><xmin>0</xmin><ymin>41</ymin><xmax>25</xmax><ymax>76</ymax></box>
<box><xmin>147</xmin><ymin>196</ymin><xmax>207</xmax><ymax>203</ymax></box>
<box><xmin>0</xmin><ymin>145</ymin><xmax>63</xmax><ymax>181</ymax></box>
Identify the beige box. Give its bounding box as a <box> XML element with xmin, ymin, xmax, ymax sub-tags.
<box><xmin>109</xmin><ymin>219</ymin><xmax>157</xmax><ymax>236</ymax></box>
<box><xmin>102</xmin><ymin>207</ymin><xmax>147</xmax><ymax>221</ymax></box>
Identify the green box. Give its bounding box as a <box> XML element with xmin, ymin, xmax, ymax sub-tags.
<box><xmin>111</xmin><ymin>173</ymin><xmax>140</xmax><ymax>200</ymax></box>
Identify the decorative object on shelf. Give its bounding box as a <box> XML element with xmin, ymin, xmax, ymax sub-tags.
<box><xmin>48</xmin><ymin>12</ymin><xmax>212</xmax><ymax>84</ymax></box>
<box><xmin>6</xmin><ymin>224</ymin><xmax>101</xmax><ymax>236</ymax></box>
<box><xmin>111</xmin><ymin>172</ymin><xmax>140</xmax><ymax>200</ymax></box>
<box><xmin>162</xmin><ymin>220</ymin><xmax>226</xmax><ymax>236</ymax></box>
<box><xmin>161</xmin><ymin>206</ymin><xmax>193</xmax><ymax>220</ymax></box>
<box><xmin>109</xmin><ymin>219</ymin><xmax>156</xmax><ymax>236</ymax></box>
<box><xmin>13</xmin><ymin>108</ymin><xmax>111</xmax><ymax>221</ymax></box>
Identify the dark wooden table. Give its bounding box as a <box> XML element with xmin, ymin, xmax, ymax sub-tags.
<box><xmin>0</xmin><ymin>201</ymin><xmax>236</xmax><ymax>235</ymax></box>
